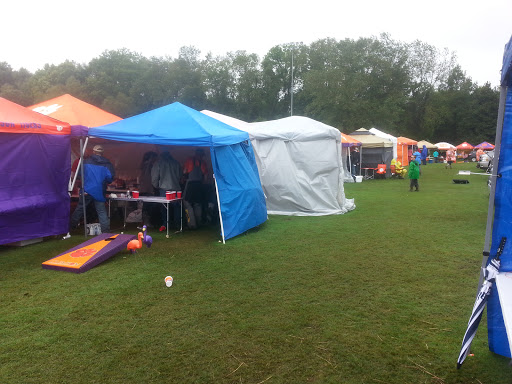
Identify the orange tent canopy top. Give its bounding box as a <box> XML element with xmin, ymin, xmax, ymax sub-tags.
<box><xmin>341</xmin><ymin>132</ymin><xmax>362</xmax><ymax>147</ymax></box>
<box><xmin>28</xmin><ymin>94</ymin><xmax>122</xmax><ymax>127</ymax></box>
<box><xmin>0</xmin><ymin>97</ymin><xmax>70</xmax><ymax>135</ymax></box>
<box><xmin>397</xmin><ymin>136</ymin><xmax>418</xmax><ymax>145</ymax></box>
<box><xmin>456</xmin><ymin>142</ymin><xmax>474</xmax><ymax>150</ymax></box>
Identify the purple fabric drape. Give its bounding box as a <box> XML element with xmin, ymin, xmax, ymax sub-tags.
<box><xmin>0</xmin><ymin>133</ymin><xmax>71</xmax><ymax>244</ymax></box>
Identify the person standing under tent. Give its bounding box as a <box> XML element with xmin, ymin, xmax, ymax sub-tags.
<box><xmin>446</xmin><ymin>148</ymin><xmax>456</xmax><ymax>169</ymax></box>
<box><xmin>139</xmin><ymin>151</ymin><xmax>158</xmax><ymax>228</ymax></box>
<box><xmin>408</xmin><ymin>155</ymin><xmax>420</xmax><ymax>192</ymax></box>
<box><xmin>413</xmin><ymin>149</ymin><xmax>421</xmax><ymax>163</ymax></box>
<box><xmin>476</xmin><ymin>148</ymin><xmax>484</xmax><ymax>162</ymax></box>
<box><xmin>151</xmin><ymin>148</ymin><xmax>182</xmax><ymax>231</ymax></box>
<box><xmin>350</xmin><ymin>147</ymin><xmax>360</xmax><ymax>178</ymax></box>
<box><xmin>433</xmin><ymin>150</ymin><xmax>439</xmax><ymax>163</ymax></box>
<box><xmin>183</xmin><ymin>148</ymin><xmax>209</xmax><ymax>229</ymax></box>
<box><xmin>70</xmin><ymin>145</ymin><xmax>115</xmax><ymax>233</ymax></box>
<box><xmin>420</xmin><ymin>145</ymin><xmax>428</xmax><ymax>165</ymax></box>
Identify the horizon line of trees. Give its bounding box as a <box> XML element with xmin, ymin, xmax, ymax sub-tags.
<box><xmin>0</xmin><ymin>34</ymin><xmax>499</xmax><ymax>145</ymax></box>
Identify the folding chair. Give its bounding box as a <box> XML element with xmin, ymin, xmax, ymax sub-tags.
<box><xmin>375</xmin><ymin>164</ymin><xmax>386</xmax><ymax>179</ymax></box>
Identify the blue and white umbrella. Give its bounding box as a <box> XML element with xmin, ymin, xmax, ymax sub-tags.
<box><xmin>457</xmin><ymin>237</ymin><xmax>507</xmax><ymax>369</ymax></box>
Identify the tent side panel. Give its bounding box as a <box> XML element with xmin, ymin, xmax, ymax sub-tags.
<box><xmin>488</xmin><ymin>88</ymin><xmax>512</xmax><ymax>358</ymax></box>
<box><xmin>211</xmin><ymin>142</ymin><xmax>267</xmax><ymax>240</ymax></box>
<box><xmin>252</xmin><ymin>138</ymin><xmax>345</xmax><ymax>216</ymax></box>
<box><xmin>0</xmin><ymin>133</ymin><xmax>71</xmax><ymax>245</ymax></box>
<box><xmin>361</xmin><ymin>147</ymin><xmax>392</xmax><ymax>170</ymax></box>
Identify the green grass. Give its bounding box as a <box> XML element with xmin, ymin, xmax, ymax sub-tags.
<box><xmin>1</xmin><ymin>162</ymin><xmax>511</xmax><ymax>383</ymax></box>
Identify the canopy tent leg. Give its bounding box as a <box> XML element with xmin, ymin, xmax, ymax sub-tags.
<box><xmin>478</xmin><ymin>84</ymin><xmax>507</xmax><ymax>292</ymax></box>
<box><xmin>80</xmin><ymin>138</ymin><xmax>88</xmax><ymax>238</ymax></box>
<box><xmin>69</xmin><ymin>137</ymin><xmax>89</xmax><ymax>194</ymax></box>
<box><xmin>359</xmin><ymin>148</ymin><xmax>362</xmax><ymax>176</ymax></box>
<box><xmin>213</xmin><ymin>174</ymin><xmax>225</xmax><ymax>244</ymax></box>
<box><xmin>348</xmin><ymin>148</ymin><xmax>352</xmax><ymax>178</ymax></box>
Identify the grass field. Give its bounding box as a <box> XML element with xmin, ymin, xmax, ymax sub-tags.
<box><xmin>2</xmin><ymin>162</ymin><xmax>512</xmax><ymax>383</ymax></box>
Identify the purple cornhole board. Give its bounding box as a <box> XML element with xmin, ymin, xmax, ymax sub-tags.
<box><xmin>42</xmin><ymin>233</ymin><xmax>136</xmax><ymax>273</ymax></box>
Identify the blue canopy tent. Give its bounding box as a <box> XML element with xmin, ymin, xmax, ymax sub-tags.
<box><xmin>475</xmin><ymin>35</ymin><xmax>512</xmax><ymax>359</ymax></box>
<box><xmin>88</xmin><ymin>102</ymin><xmax>267</xmax><ymax>242</ymax></box>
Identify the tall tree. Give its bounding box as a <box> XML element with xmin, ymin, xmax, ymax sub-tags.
<box><xmin>402</xmin><ymin>40</ymin><xmax>457</xmax><ymax>139</ymax></box>
<box><xmin>261</xmin><ymin>42</ymin><xmax>309</xmax><ymax>119</ymax></box>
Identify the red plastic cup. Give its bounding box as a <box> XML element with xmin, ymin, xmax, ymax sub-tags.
<box><xmin>177</xmin><ymin>191</ymin><xmax>182</xmax><ymax>199</ymax></box>
<box><xmin>132</xmin><ymin>190</ymin><xmax>139</xmax><ymax>198</ymax></box>
<box><xmin>165</xmin><ymin>191</ymin><xmax>171</xmax><ymax>200</ymax></box>
<box><xmin>170</xmin><ymin>191</ymin><xmax>177</xmax><ymax>199</ymax></box>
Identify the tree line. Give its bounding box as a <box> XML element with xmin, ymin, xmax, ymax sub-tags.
<box><xmin>0</xmin><ymin>34</ymin><xmax>499</xmax><ymax>145</ymax></box>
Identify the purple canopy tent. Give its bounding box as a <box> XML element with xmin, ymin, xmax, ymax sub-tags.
<box><xmin>475</xmin><ymin>141</ymin><xmax>495</xmax><ymax>150</ymax></box>
<box><xmin>0</xmin><ymin>98</ymin><xmax>72</xmax><ymax>245</ymax></box>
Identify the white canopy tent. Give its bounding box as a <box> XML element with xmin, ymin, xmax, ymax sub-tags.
<box><xmin>202</xmin><ymin>110</ymin><xmax>355</xmax><ymax>216</ymax></box>
<box><xmin>435</xmin><ymin>142</ymin><xmax>456</xmax><ymax>150</ymax></box>
<box><xmin>369</xmin><ymin>127</ymin><xmax>398</xmax><ymax>159</ymax></box>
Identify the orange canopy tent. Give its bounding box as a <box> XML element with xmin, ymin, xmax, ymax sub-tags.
<box><xmin>456</xmin><ymin>142</ymin><xmax>474</xmax><ymax>160</ymax></box>
<box><xmin>28</xmin><ymin>94</ymin><xmax>122</xmax><ymax>127</ymax></box>
<box><xmin>29</xmin><ymin>94</ymin><xmax>123</xmax><ymax>193</ymax></box>
<box><xmin>397</xmin><ymin>136</ymin><xmax>417</xmax><ymax>166</ymax></box>
<box><xmin>456</xmin><ymin>142</ymin><xmax>474</xmax><ymax>151</ymax></box>
<box><xmin>0</xmin><ymin>97</ymin><xmax>71</xmax><ymax>135</ymax></box>
<box><xmin>341</xmin><ymin>132</ymin><xmax>362</xmax><ymax>147</ymax></box>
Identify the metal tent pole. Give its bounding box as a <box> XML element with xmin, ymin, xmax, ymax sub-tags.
<box><xmin>290</xmin><ymin>50</ymin><xmax>294</xmax><ymax>116</ymax></box>
<box><xmin>348</xmin><ymin>147</ymin><xmax>352</xmax><ymax>178</ymax></box>
<box><xmin>79</xmin><ymin>138</ymin><xmax>88</xmax><ymax>238</ymax></box>
<box><xmin>69</xmin><ymin>137</ymin><xmax>89</xmax><ymax>193</ymax></box>
<box><xmin>477</xmin><ymin>84</ymin><xmax>507</xmax><ymax>291</ymax></box>
<box><xmin>213</xmin><ymin>174</ymin><xmax>225</xmax><ymax>244</ymax></box>
<box><xmin>359</xmin><ymin>147</ymin><xmax>362</xmax><ymax>176</ymax></box>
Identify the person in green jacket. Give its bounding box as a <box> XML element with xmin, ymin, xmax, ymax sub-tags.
<box><xmin>408</xmin><ymin>155</ymin><xmax>420</xmax><ymax>192</ymax></box>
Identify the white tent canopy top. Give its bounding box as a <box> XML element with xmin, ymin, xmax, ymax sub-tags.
<box><xmin>350</xmin><ymin>129</ymin><xmax>393</xmax><ymax>148</ymax></box>
<box><xmin>368</xmin><ymin>127</ymin><xmax>398</xmax><ymax>158</ymax></box>
<box><xmin>417</xmin><ymin>140</ymin><xmax>438</xmax><ymax>150</ymax></box>
<box><xmin>435</xmin><ymin>142</ymin><xmax>456</xmax><ymax>150</ymax></box>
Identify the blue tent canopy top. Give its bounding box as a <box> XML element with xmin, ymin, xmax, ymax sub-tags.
<box><xmin>88</xmin><ymin>102</ymin><xmax>267</xmax><ymax>242</ymax></box>
<box><xmin>89</xmin><ymin>102</ymin><xmax>250</xmax><ymax>147</ymax></box>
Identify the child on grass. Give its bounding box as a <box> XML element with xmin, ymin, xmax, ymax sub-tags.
<box><xmin>408</xmin><ymin>155</ymin><xmax>420</xmax><ymax>192</ymax></box>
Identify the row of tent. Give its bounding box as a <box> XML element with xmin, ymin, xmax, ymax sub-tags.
<box><xmin>0</xmin><ymin>94</ymin><xmax>356</xmax><ymax>246</ymax></box>
<box><xmin>1</xmin><ymin>91</ymin><xmax>494</xmax><ymax>246</ymax></box>
<box><xmin>341</xmin><ymin>127</ymin><xmax>495</xmax><ymax>179</ymax></box>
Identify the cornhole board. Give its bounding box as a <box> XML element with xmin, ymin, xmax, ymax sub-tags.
<box><xmin>496</xmin><ymin>272</ymin><xmax>512</xmax><ymax>354</ymax></box>
<box><xmin>42</xmin><ymin>233</ymin><xmax>136</xmax><ymax>273</ymax></box>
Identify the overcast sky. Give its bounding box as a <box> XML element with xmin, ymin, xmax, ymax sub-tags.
<box><xmin>2</xmin><ymin>0</ymin><xmax>510</xmax><ymax>87</ymax></box>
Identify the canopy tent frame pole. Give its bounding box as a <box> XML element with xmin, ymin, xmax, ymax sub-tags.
<box><xmin>478</xmin><ymin>84</ymin><xmax>507</xmax><ymax>292</ymax></box>
<box><xmin>348</xmin><ymin>147</ymin><xmax>352</xmax><ymax>178</ymax></box>
<box><xmin>69</xmin><ymin>136</ymin><xmax>89</xmax><ymax>193</ymax></box>
<box><xmin>213</xmin><ymin>174</ymin><xmax>226</xmax><ymax>244</ymax></box>
<box><xmin>79</xmin><ymin>138</ymin><xmax>88</xmax><ymax>238</ymax></box>
<box><xmin>359</xmin><ymin>148</ymin><xmax>362</xmax><ymax>176</ymax></box>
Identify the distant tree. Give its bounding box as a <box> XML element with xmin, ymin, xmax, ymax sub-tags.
<box><xmin>84</xmin><ymin>48</ymin><xmax>147</xmax><ymax>114</ymax></box>
<box><xmin>402</xmin><ymin>40</ymin><xmax>458</xmax><ymax>139</ymax></box>
<box><xmin>202</xmin><ymin>52</ymin><xmax>237</xmax><ymax>115</ymax></box>
<box><xmin>0</xmin><ymin>62</ymin><xmax>33</xmax><ymax>105</ymax></box>
<box><xmin>303</xmin><ymin>35</ymin><xmax>409</xmax><ymax>133</ymax></box>
<box><xmin>461</xmin><ymin>83</ymin><xmax>499</xmax><ymax>143</ymax></box>
<box><xmin>261</xmin><ymin>42</ymin><xmax>309</xmax><ymax>119</ymax></box>
<box><xmin>225</xmin><ymin>50</ymin><xmax>264</xmax><ymax>121</ymax></box>
<box><xmin>27</xmin><ymin>61</ymin><xmax>87</xmax><ymax>103</ymax></box>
